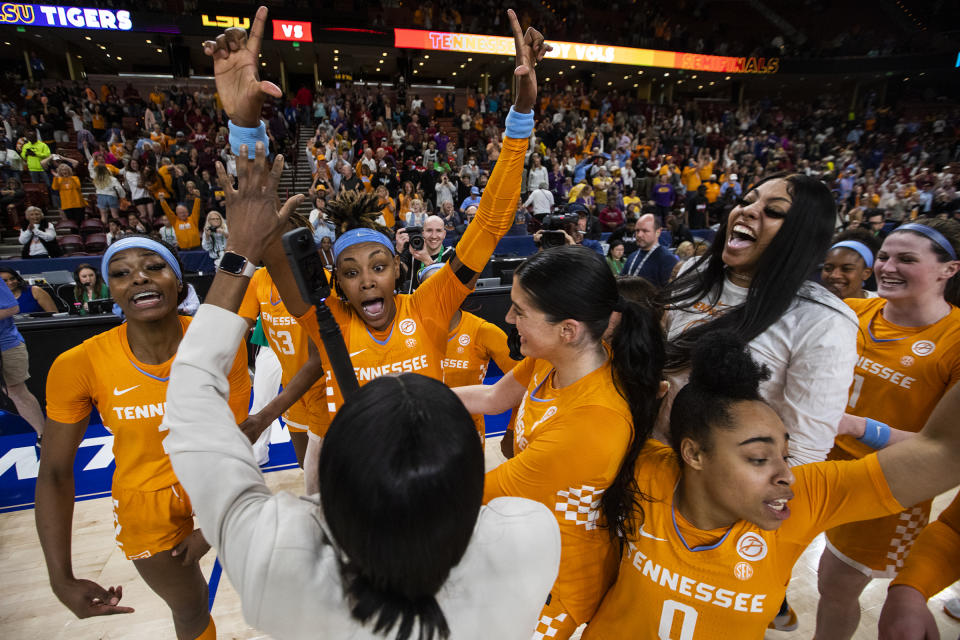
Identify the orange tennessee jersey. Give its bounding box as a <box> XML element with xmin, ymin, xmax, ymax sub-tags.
<box><xmin>484</xmin><ymin>356</ymin><xmax>631</xmax><ymax>624</ymax></box>
<box><xmin>891</xmin><ymin>493</ymin><xmax>960</xmax><ymax>598</ymax></box>
<box><xmin>298</xmin><ymin>262</ymin><xmax>469</xmax><ymax>415</ymax></box>
<box><xmin>836</xmin><ymin>298</ymin><xmax>960</xmax><ymax>458</ymax></box>
<box><xmin>45</xmin><ymin>317</ymin><xmax>250</xmax><ymax>492</ymax></box>
<box><xmin>239</xmin><ymin>269</ymin><xmax>331</xmax><ymax>435</ymax></box>
<box><xmin>584</xmin><ymin>443</ymin><xmax>902</xmax><ymax>640</ymax></box>
<box><xmin>441</xmin><ymin>311</ymin><xmax>516</xmax><ymax>437</ymax></box>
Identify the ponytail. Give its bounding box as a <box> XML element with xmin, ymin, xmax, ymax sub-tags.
<box><xmin>513</xmin><ymin>248</ymin><xmax>666</xmax><ymax>552</ymax></box>
<box><xmin>319</xmin><ymin>375</ymin><xmax>483</xmax><ymax>640</ymax></box>
<box><xmin>601</xmin><ymin>294</ymin><xmax>665</xmax><ymax>551</ymax></box>
<box><xmin>340</xmin><ymin>564</ymin><xmax>449</xmax><ymax>640</ymax></box>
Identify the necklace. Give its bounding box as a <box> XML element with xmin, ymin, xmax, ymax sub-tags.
<box><xmin>726</xmin><ymin>270</ymin><xmax>752</xmax><ymax>287</ymax></box>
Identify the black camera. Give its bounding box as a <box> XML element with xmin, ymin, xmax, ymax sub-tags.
<box><xmin>405</xmin><ymin>226</ymin><xmax>424</xmax><ymax>252</ymax></box>
<box><xmin>539</xmin><ymin>207</ymin><xmax>581</xmax><ymax>249</ymax></box>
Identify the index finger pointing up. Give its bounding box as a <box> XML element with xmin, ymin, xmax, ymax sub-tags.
<box><xmin>247</xmin><ymin>5</ymin><xmax>269</xmax><ymax>56</ymax></box>
<box><xmin>508</xmin><ymin>9</ymin><xmax>527</xmax><ymax>70</ymax></box>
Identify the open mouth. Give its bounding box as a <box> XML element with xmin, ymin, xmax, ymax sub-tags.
<box><xmin>727</xmin><ymin>223</ymin><xmax>757</xmax><ymax>250</ymax></box>
<box><xmin>878</xmin><ymin>276</ymin><xmax>906</xmax><ymax>289</ymax></box>
<box><xmin>360</xmin><ymin>297</ymin><xmax>385</xmax><ymax>319</ymax></box>
<box><xmin>131</xmin><ymin>290</ymin><xmax>163</xmax><ymax>309</ymax></box>
<box><xmin>763</xmin><ymin>497</ymin><xmax>791</xmax><ymax>520</ymax></box>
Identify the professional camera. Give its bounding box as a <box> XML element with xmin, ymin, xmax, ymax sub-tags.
<box><xmin>405</xmin><ymin>226</ymin><xmax>424</xmax><ymax>252</ymax></box>
<box><xmin>539</xmin><ymin>204</ymin><xmax>582</xmax><ymax>249</ymax></box>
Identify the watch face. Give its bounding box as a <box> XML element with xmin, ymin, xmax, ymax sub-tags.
<box><xmin>219</xmin><ymin>252</ymin><xmax>246</xmax><ymax>274</ymax></box>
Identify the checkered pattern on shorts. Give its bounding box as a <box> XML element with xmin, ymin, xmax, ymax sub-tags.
<box><xmin>555</xmin><ymin>485</ymin><xmax>604</xmax><ymax>531</ymax></box>
<box><xmin>532</xmin><ymin>612</ymin><xmax>568</xmax><ymax>640</ymax></box>
<box><xmin>884</xmin><ymin>505</ymin><xmax>929</xmax><ymax>574</ymax></box>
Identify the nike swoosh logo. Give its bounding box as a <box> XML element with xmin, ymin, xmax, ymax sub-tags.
<box><xmin>349</xmin><ymin>350</ymin><xmax>366</xmax><ymax>358</ymax></box>
<box><xmin>639</xmin><ymin>525</ymin><xmax>667</xmax><ymax>542</ymax></box>
<box><xmin>113</xmin><ymin>385</ymin><xmax>140</xmax><ymax>396</ymax></box>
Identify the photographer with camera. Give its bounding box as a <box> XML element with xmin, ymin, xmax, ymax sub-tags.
<box><xmin>396</xmin><ymin>215</ymin><xmax>451</xmax><ymax>292</ymax></box>
<box><xmin>533</xmin><ymin>207</ymin><xmax>604</xmax><ymax>256</ymax></box>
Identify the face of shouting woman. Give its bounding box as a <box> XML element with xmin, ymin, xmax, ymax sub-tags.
<box><xmin>722</xmin><ymin>178</ymin><xmax>791</xmax><ymax>278</ymax></box>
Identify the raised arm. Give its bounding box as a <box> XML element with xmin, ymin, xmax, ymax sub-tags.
<box><xmin>442</xmin><ymin>10</ymin><xmax>550</xmax><ymax>286</ymax></box>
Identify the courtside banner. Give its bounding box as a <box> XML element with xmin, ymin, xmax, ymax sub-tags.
<box><xmin>394</xmin><ymin>28</ymin><xmax>779</xmax><ymax>74</ymax></box>
<box><xmin>0</xmin><ymin>411</ymin><xmax>299</xmax><ymax>513</ymax></box>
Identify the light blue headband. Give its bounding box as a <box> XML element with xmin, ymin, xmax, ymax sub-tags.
<box><xmin>417</xmin><ymin>262</ymin><xmax>444</xmax><ymax>283</ymax></box>
<box><xmin>332</xmin><ymin>228</ymin><xmax>395</xmax><ymax>262</ymax></box>
<box><xmin>894</xmin><ymin>223</ymin><xmax>958</xmax><ymax>261</ymax></box>
<box><xmin>830</xmin><ymin>240</ymin><xmax>874</xmax><ymax>268</ymax></box>
<box><xmin>101</xmin><ymin>237</ymin><xmax>183</xmax><ymax>286</ymax></box>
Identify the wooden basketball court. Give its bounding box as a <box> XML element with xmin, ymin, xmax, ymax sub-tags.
<box><xmin>2</xmin><ymin>437</ymin><xmax>958</xmax><ymax>639</ymax></box>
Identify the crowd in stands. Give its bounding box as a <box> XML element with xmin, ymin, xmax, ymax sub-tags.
<box><xmin>28</xmin><ymin>0</ymin><xmax>958</xmax><ymax>58</ymax></box>
<box><xmin>3</xmin><ymin>73</ymin><xmax>960</xmax><ymax>280</ymax></box>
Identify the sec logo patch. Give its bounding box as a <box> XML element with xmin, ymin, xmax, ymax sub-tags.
<box><xmin>405</xmin><ymin>338</ymin><xmax>417</xmax><ymax>348</ymax></box>
<box><xmin>736</xmin><ymin>532</ymin><xmax>768</xmax><ymax>561</ymax></box>
<box><xmin>911</xmin><ymin>340</ymin><xmax>935</xmax><ymax>357</ymax></box>
<box><xmin>900</xmin><ymin>355</ymin><xmax>915</xmax><ymax>367</ymax></box>
<box><xmin>399</xmin><ymin>318</ymin><xmax>417</xmax><ymax>336</ymax></box>
<box><xmin>734</xmin><ymin>561</ymin><xmax>754</xmax><ymax>581</ymax></box>
<box><xmin>458</xmin><ymin>334</ymin><xmax>471</xmax><ymax>346</ymax></box>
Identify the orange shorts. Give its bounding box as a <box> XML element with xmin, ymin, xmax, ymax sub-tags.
<box><xmin>533</xmin><ymin>595</ymin><xmax>580</xmax><ymax>640</ymax></box>
<box><xmin>112</xmin><ymin>482</ymin><xmax>194</xmax><ymax>560</ymax></box>
<box><xmin>282</xmin><ymin>383</ymin><xmax>331</xmax><ymax>440</ymax></box>
<box><xmin>825</xmin><ymin>446</ymin><xmax>932</xmax><ymax>578</ymax></box>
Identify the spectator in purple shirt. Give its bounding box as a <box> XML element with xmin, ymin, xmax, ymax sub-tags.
<box><xmin>652</xmin><ymin>174</ymin><xmax>676</xmax><ymax>221</ymax></box>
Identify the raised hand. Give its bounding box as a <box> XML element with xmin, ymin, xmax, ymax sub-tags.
<box><xmin>508</xmin><ymin>9</ymin><xmax>551</xmax><ymax>113</ymax></box>
<box><xmin>202</xmin><ymin>6</ymin><xmax>281</xmax><ymax>127</ymax></box>
<box><xmin>215</xmin><ymin>142</ymin><xmax>304</xmax><ymax>264</ymax></box>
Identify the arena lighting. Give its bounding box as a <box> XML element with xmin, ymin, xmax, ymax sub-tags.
<box><xmin>321</xmin><ymin>27</ymin><xmax>385</xmax><ymax>35</ymax></box>
<box><xmin>0</xmin><ymin>4</ymin><xmax>133</xmax><ymax>30</ymax></box>
<box><xmin>394</xmin><ymin>28</ymin><xmax>780</xmax><ymax>74</ymax></box>
<box><xmin>119</xmin><ymin>72</ymin><xmax>173</xmax><ymax>78</ymax></box>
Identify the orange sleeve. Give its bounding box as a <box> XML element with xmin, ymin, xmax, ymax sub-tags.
<box><xmin>160</xmin><ymin>198</ymin><xmax>176</xmax><ymax>225</ymax></box>
<box><xmin>891</xmin><ymin>494</ymin><xmax>960</xmax><ymax>598</ymax></box>
<box><xmin>510</xmin><ymin>356</ymin><xmax>536</xmax><ymax>388</ymax></box>
<box><xmin>45</xmin><ymin>345</ymin><xmax>95</xmax><ymax>424</ymax></box>
<box><xmin>226</xmin><ymin>340</ymin><xmax>251</xmax><ymax>423</ymax></box>
<box><xmin>237</xmin><ymin>270</ymin><xmax>262</xmax><ymax>321</ymax></box>
<box><xmin>483</xmin><ymin>404</ymin><xmax>628</xmax><ymax>504</ymax></box>
<box><xmin>782</xmin><ymin>454</ymin><xmax>904</xmax><ymax>545</ymax></box>
<box><xmin>477</xmin><ymin>320</ymin><xmax>516</xmax><ymax>374</ymax></box>
<box><xmin>51</xmin><ymin>176</ymin><xmax>62</xmax><ymax>191</ymax></box>
<box><xmin>455</xmin><ymin>135</ymin><xmax>528</xmax><ymax>272</ymax></box>
<box><xmin>411</xmin><ymin>262</ymin><xmax>471</xmax><ymax>340</ymax></box>
<box><xmin>190</xmin><ymin>198</ymin><xmax>202</xmax><ymax>225</ymax></box>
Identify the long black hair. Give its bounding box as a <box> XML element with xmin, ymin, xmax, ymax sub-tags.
<box><xmin>670</xmin><ymin>331</ymin><xmax>771</xmax><ymax>456</ymax></box>
<box><xmin>513</xmin><ymin>245</ymin><xmax>665</xmax><ymax>549</ymax></box>
<box><xmin>318</xmin><ymin>374</ymin><xmax>483</xmax><ymax>640</ymax></box>
<box><xmin>659</xmin><ymin>173</ymin><xmax>837</xmax><ymax>371</ymax></box>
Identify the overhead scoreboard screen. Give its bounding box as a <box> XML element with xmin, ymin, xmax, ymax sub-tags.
<box><xmin>394</xmin><ymin>28</ymin><xmax>780</xmax><ymax>74</ymax></box>
<box><xmin>0</xmin><ymin>4</ymin><xmax>133</xmax><ymax>30</ymax></box>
